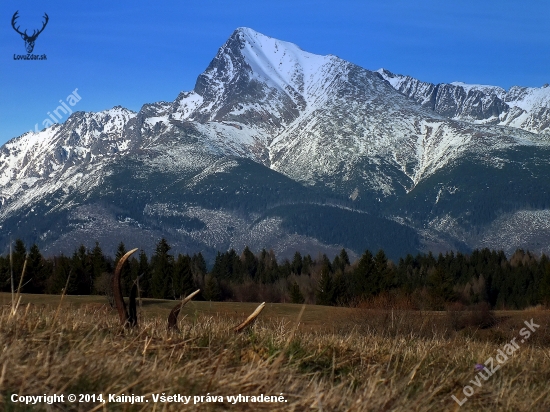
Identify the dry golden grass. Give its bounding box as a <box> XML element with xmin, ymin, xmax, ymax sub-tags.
<box><xmin>0</xmin><ymin>294</ymin><xmax>549</xmax><ymax>411</ymax></box>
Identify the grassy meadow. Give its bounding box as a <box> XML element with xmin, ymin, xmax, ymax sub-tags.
<box><xmin>0</xmin><ymin>292</ymin><xmax>549</xmax><ymax>411</ymax></box>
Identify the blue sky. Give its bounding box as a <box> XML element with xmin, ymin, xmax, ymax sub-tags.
<box><xmin>1</xmin><ymin>0</ymin><xmax>549</xmax><ymax>146</ymax></box>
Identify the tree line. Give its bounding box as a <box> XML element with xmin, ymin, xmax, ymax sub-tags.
<box><xmin>1</xmin><ymin>238</ymin><xmax>550</xmax><ymax>309</ymax></box>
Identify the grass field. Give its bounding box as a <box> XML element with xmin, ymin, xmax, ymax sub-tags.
<box><xmin>0</xmin><ymin>292</ymin><xmax>549</xmax><ymax>411</ymax></box>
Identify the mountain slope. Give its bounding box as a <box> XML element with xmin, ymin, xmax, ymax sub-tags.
<box><xmin>1</xmin><ymin>28</ymin><xmax>549</xmax><ymax>260</ymax></box>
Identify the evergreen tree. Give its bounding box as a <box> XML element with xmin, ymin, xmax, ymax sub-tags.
<box><xmin>291</xmin><ymin>252</ymin><xmax>303</xmax><ymax>275</ymax></box>
<box><xmin>72</xmin><ymin>245</ymin><xmax>93</xmax><ymax>294</ymax></box>
<box><xmin>339</xmin><ymin>248</ymin><xmax>350</xmax><ymax>267</ymax></box>
<box><xmin>150</xmin><ymin>238</ymin><xmax>174</xmax><ymax>299</ymax></box>
<box><xmin>316</xmin><ymin>264</ymin><xmax>334</xmax><ymax>306</ymax></box>
<box><xmin>427</xmin><ymin>266</ymin><xmax>456</xmax><ymax>309</ymax></box>
<box><xmin>302</xmin><ymin>255</ymin><xmax>313</xmax><ymax>276</ymax></box>
<box><xmin>257</xmin><ymin>249</ymin><xmax>279</xmax><ymax>283</ymax></box>
<box><xmin>332</xmin><ymin>255</ymin><xmax>342</xmax><ymax>274</ymax></box>
<box><xmin>333</xmin><ymin>249</ymin><xmax>350</xmax><ymax>275</ymax></box>
<box><xmin>90</xmin><ymin>242</ymin><xmax>108</xmax><ymax>288</ymax></box>
<box><xmin>203</xmin><ymin>274</ymin><xmax>221</xmax><ymax>301</ymax></box>
<box><xmin>211</xmin><ymin>250</ymin><xmax>243</xmax><ymax>282</ymax></box>
<box><xmin>289</xmin><ymin>281</ymin><xmax>305</xmax><ymax>304</ymax></box>
<box><xmin>0</xmin><ymin>256</ymin><xmax>9</xmax><ymax>292</ymax></box>
<box><xmin>114</xmin><ymin>242</ymin><xmax>126</xmax><ymax>260</ymax></box>
<box><xmin>333</xmin><ymin>272</ymin><xmax>347</xmax><ymax>305</ymax></box>
<box><xmin>191</xmin><ymin>252</ymin><xmax>207</xmax><ymax>277</ymax></box>
<box><xmin>48</xmin><ymin>255</ymin><xmax>72</xmax><ymax>294</ymax></box>
<box><xmin>26</xmin><ymin>244</ymin><xmax>46</xmax><ymax>293</ymax></box>
<box><xmin>374</xmin><ymin>249</ymin><xmax>395</xmax><ymax>291</ymax></box>
<box><xmin>12</xmin><ymin>239</ymin><xmax>27</xmax><ymax>292</ymax></box>
<box><xmin>210</xmin><ymin>252</ymin><xmax>224</xmax><ymax>279</ymax></box>
<box><xmin>352</xmin><ymin>250</ymin><xmax>376</xmax><ymax>298</ymax></box>
<box><xmin>279</xmin><ymin>259</ymin><xmax>292</xmax><ymax>279</ymax></box>
<box><xmin>241</xmin><ymin>246</ymin><xmax>258</xmax><ymax>279</ymax></box>
<box><xmin>319</xmin><ymin>254</ymin><xmax>333</xmax><ymax>274</ymax></box>
<box><xmin>396</xmin><ymin>254</ymin><xmax>418</xmax><ymax>294</ymax></box>
<box><xmin>173</xmin><ymin>254</ymin><xmax>195</xmax><ymax>299</ymax></box>
<box><xmin>137</xmin><ymin>249</ymin><xmax>150</xmax><ymax>298</ymax></box>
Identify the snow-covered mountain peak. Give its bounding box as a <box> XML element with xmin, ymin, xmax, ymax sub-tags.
<box><xmin>505</xmin><ymin>85</ymin><xmax>550</xmax><ymax>111</ymax></box>
<box><xmin>59</xmin><ymin>107</ymin><xmax>136</xmax><ymax>147</ymax></box>
<box><xmin>0</xmin><ymin>104</ymin><xmax>137</xmax><ymax>199</ymax></box>
<box><xmin>378</xmin><ymin>68</ymin><xmax>550</xmax><ymax>135</ymax></box>
<box><xmin>232</xmin><ymin>27</ymin><xmax>337</xmax><ymax>96</ymax></box>
<box><xmin>192</xmin><ymin>28</ymin><xmax>345</xmax><ymax>113</ymax></box>
<box><xmin>171</xmin><ymin>27</ymin><xmax>347</xmax><ymax>150</ymax></box>
<box><xmin>449</xmin><ymin>82</ymin><xmax>506</xmax><ymax>97</ymax></box>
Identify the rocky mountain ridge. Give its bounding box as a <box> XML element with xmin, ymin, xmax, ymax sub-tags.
<box><xmin>1</xmin><ymin>28</ymin><xmax>549</xmax><ymax>260</ymax></box>
<box><xmin>377</xmin><ymin>68</ymin><xmax>550</xmax><ymax>135</ymax></box>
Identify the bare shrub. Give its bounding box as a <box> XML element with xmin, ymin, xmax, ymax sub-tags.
<box><xmin>94</xmin><ymin>272</ymin><xmax>114</xmax><ymax>307</ymax></box>
<box><xmin>446</xmin><ymin>301</ymin><xmax>465</xmax><ymax>330</ymax></box>
<box><xmin>257</xmin><ymin>280</ymin><xmax>285</xmax><ymax>303</ymax></box>
<box><xmin>447</xmin><ymin>301</ymin><xmax>496</xmax><ymax>330</ymax></box>
<box><xmin>232</xmin><ymin>279</ymin><xmax>260</xmax><ymax>302</ymax></box>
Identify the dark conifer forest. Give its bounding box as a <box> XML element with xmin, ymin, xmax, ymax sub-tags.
<box><xmin>1</xmin><ymin>238</ymin><xmax>549</xmax><ymax>310</ymax></box>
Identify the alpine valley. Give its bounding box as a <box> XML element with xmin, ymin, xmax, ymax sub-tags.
<box><xmin>1</xmin><ymin>28</ymin><xmax>549</xmax><ymax>261</ymax></box>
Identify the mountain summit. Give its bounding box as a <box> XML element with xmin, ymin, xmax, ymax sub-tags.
<box><xmin>377</xmin><ymin>68</ymin><xmax>550</xmax><ymax>135</ymax></box>
<box><xmin>1</xmin><ymin>28</ymin><xmax>549</xmax><ymax>260</ymax></box>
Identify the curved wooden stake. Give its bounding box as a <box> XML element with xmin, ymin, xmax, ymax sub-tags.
<box><xmin>168</xmin><ymin>289</ymin><xmax>201</xmax><ymax>330</ymax></box>
<box><xmin>113</xmin><ymin>248</ymin><xmax>138</xmax><ymax>328</ymax></box>
<box><xmin>234</xmin><ymin>302</ymin><xmax>265</xmax><ymax>333</ymax></box>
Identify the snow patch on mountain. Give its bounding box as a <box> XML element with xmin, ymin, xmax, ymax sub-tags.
<box><xmin>477</xmin><ymin>209</ymin><xmax>550</xmax><ymax>256</ymax></box>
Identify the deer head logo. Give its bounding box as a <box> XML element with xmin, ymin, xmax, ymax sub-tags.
<box><xmin>11</xmin><ymin>11</ymin><xmax>49</xmax><ymax>53</ymax></box>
